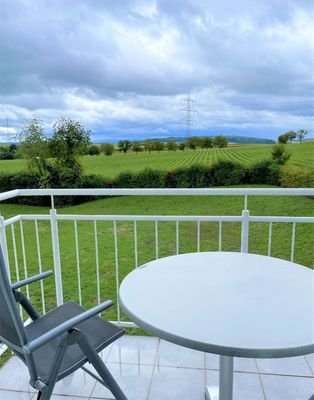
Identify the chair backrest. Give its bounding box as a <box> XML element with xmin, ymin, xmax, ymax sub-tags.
<box><xmin>0</xmin><ymin>246</ymin><xmax>27</xmax><ymax>349</ymax></box>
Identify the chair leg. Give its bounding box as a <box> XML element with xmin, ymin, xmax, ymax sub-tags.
<box><xmin>78</xmin><ymin>335</ymin><xmax>128</xmax><ymax>400</ymax></box>
<box><xmin>40</xmin><ymin>336</ymin><xmax>68</xmax><ymax>400</ymax></box>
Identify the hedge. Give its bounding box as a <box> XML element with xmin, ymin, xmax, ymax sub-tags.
<box><xmin>279</xmin><ymin>166</ymin><xmax>314</xmax><ymax>188</ymax></box>
<box><xmin>0</xmin><ymin>160</ymin><xmax>311</xmax><ymax>206</ymax></box>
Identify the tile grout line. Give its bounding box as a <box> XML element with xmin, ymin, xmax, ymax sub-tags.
<box><xmin>304</xmin><ymin>355</ymin><xmax>314</xmax><ymax>376</ymax></box>
<box><xmin>255</xmin><ymin>358</ymin><xmax>267</xmax><ymax>400</ymax></box>
<box><xmin>146</xmin><ymin>338</ymin><xmax>161</xmax><ymax>400</ymax></box>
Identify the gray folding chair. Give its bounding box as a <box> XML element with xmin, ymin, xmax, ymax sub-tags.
<box><xmin>0</xmin><ymin>246</ymin><xmax>128</xmax><ymax>400</ymax></box>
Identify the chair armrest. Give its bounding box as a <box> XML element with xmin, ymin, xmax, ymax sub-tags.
<box><xmin>23</xmin><ymin>300</ymin><xmax>113</xmax><ymax>354</ymax></box>
<box><xmin>11</xmin><ymin>271</ymin><xmax>53</xmax><ymax>290</ymax></box>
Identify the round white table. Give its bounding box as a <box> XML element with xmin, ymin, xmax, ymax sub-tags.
<box><xmin>119</xmin><ymin>252</ymin><xmax>314</xmax><ymax>400</ymax></box>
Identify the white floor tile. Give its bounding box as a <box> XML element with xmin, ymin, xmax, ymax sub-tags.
<box><xmin>261</xmin><ymin>374</ymin><xmax>314</xmax><ymax>400</ymax></box>
<box><xmin>205</xmin><ymin>354</ymin><xmax>258</xmax><ymax>373</ymax></box>
<box><xmin>149</xmin><ymin>366</ymin><xmax>206</xmax><ymax>400</ymax></box>
<box><xmin>206</xmin><ymin>371</ymin><xmax>265</xmax><ymax>400</ymax></box>
<box><xmin>53</xmin><ymin>368</ymin><xmax>96</xmax><ymax>397</ymax></box>
<box><xmin>156</xmin><ymin>340</ymin><xmax>205</xmax><ymax>369</ymax></box>
<box><xmin>106</xmin><ymin>335</ymin><xmax>158</xmax><ymax>366</ymax></box>
<box><xmin>0</xmin><ymin>357</ymin><xmax>35</xmax><ymax>393</ymax></box>
<box><xmin>0</xmin><ymin>390</ymin><xmax>35</xmax><ymax>400</ymax></box>
<box><xmin>0</xmin><ymin>337</ymin><xmax>313</xmax><ymax>400</ymax></box>
<box><xmin>306</xmin><ymin>353</ymin><xmax>314</xmax><ymax>375</ymax></box>
<box><xmin>205</xmin><ymin>353</ymin><xmax>219</xmax><ymax>370</ymax></box>
<box><xmin>91</xmin><ymin>363</ymin><xmax>154</xmax><ymax>400</ymax></box>
<box><xmin>257</xmin><ymin>356</ymin><xmax>312</xmax><ymax>376</ymax></box>
<box><xmin>234</xmin><ymin>358</ymin><xmax>258</xmax><ymax>373</ymax></box>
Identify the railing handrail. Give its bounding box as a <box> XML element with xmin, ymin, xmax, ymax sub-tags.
<box><xmin>5</xmin><ymin>213</ymin><xmax>314</xmax><ymax>224</ymax></box>
<box><xmin>0</xmin><ymin>187</ymin><xmax>314</xmax><ymax>202</ymax></box>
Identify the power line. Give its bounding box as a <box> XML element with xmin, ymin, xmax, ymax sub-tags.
<box><xmin>180</xmin><ymin>91</ymin><xmax>197</xmax><ymax>137</ymax></box>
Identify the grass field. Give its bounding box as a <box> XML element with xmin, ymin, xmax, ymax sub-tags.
<box><xmin>0</xmin><ymin>142</ymin><xmax>313</xmax><ymax>178</ymax></box>
<box><xmin>1</xmin><ymin>193</ymin><xmax>313</xmax><ymax>326</ymax></box>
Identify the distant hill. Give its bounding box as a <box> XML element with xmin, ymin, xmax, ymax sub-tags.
<box><xmin>147</xmin><ymin>135</ymin><xmax>276</xmax><ymax>145</ymax></box>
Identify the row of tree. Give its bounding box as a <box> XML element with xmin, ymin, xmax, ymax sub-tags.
<box><xmin>277</xmin><ymin>129</ymin><xmax>308</xmax><ymax>144</ymax></box>
<box><xmin>84</xmin><ymin>136</ymin><xmax>229</xmax><ymax>157</ymax></box>
<box><xmin>92</xmin><ymin>135</ymin><xmax>228</xmax><ymax>156</ymax></box>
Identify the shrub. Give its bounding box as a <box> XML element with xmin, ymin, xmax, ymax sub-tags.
<box><xmin>209</xmin><ymin>161</ymin><xmax>245</xmax><ymax>186</ymax></box>
<box><xmin>81</xmin><ymin>174</ymin><xmax>112</xmax><ymax>188</ymax></box>
<box><xmin>114</xmin><ymin>171</ymin><xmax>135</xmax><ymax>188</ymax></box>
<box><xmin>171</xmin><ymin>167</ymin><xmax>189</xmax><ymax>187</ymax></box>
<box><xmin>164</xmin><ymin>171</ymin><xmax>176</xmax><ymax>188</ymax></box>
<box><xmin>0</xmin><ymin>172</ymin><xmax>40</xmax><ymax>192</ymax></box>
<box><xmin>246</xmin><ymin>160</ymin><xmax>280</xmax><ymax>185</ymax></box>
<box><xmin>132</xmin><ymin>169</ymin><xmax>164</xmax><ymax>188</ymax></box>
<box><xmin>280</xmin><ymin>166</ymin><xmax>314</xmax><ymax>188</ymax></box>
<box><xmin>88</xmin><ymin>145</ymin><xmax>100</xmax><ymax>156</ymax></box>
<box><xmin>271</xmin><ymin>144</ymin><xmax>291</xmax><ymax>165</ymax></box>
<box><xmin>100</xmin><ymin>143</ymin><xmax>115</xmax><ymax>156</ymax></box>
<box><xmin>184</xmin><ymin>165</ymin><xmax>210</xmax><ymax>187</ymax></box>
<box><xmin>0</xmin><ymin>172</ymin><xmax>51</xmax><ymax>206</ymax></box>
<box><xmin>167</xmin><ymin>165</ymin><xmax>211</xmax><ymax>188</ymax></box>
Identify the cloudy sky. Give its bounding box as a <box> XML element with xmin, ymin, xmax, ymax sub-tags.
<box><xmin>0</xmin><ymin>0</ymin><xmax>313</xmax><ymax>142</ymax></box>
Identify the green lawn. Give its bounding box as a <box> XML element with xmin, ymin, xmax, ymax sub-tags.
<box><xmin>0</xmin><ymin>142</ymin><xmax>313</xmax><ymax>178</ymax></box>
<box><xmin>1</xmin><ymin>193</ymin><xmax>313</xmax><ymax>325</ymax></box>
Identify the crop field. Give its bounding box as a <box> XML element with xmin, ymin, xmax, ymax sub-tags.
<box><xmin>0</xmin><ymin>142</ymin><xmax>313</xmax><ymax>178</ymax></box>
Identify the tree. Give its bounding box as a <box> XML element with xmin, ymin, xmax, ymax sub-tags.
<box><xmin>49</xmin><ymin>117</ymin><xmax>90</xmax><ymax>162</ymax></box>
<box><xmin>152</xmin><ymin>141</ymin><xmax>165</xmax><ymax>152</ymax></box>
<box><xmin>278</xmin><ymin>131</ymin><xmax>296</xmax><ymax>144</ymax></box>
<box><xmin>287</xmin><ymin>131</ymin><xmax>297</xmax><ymax>143</ymax></box>
<box><xmin>48</xmin><ymin>117</ymin><xmax>90</xmax><ymax>188</ymax></box>
<box><xmin>296</xmin><ymin>129</ymin><xmax>308</xmax><ymax>143</ymax></box>
<box><xmin>214</xmin><ymin>135</ymin><xmax>228</xmax><ymax>148</ymax></box>
<box><xmin>178</xmin><ymin>142</ymin><xmax>186</xmax><ymax>151</ymax></box>
<box><xmin>132</xmin><ymin>142</ymin><xmax>143</xmax><ymax>153</ymax></box>
<box><xmin>186</xmin><ymin>136</ymin><xmax>202</xmax><ymax>150</ymax></box>
<box><xmin>88</xmin><ymin>145</ymin><xmax>100</xmax><ymax>156</ymax></box>
<box><xmin>17</xmin><ymin>118</ymin><xmax>49</xmax><ymax>177</ymax></box>
<box><xmin>166</xmin><ymin>141</ymin><xmax>177</xmax><ymax>151</ymax></box>
<box><xmin>201</xmin><ymin>136</ymin><xmax>213</xmax><ymax>148</ymax></box>
<box><xmin>278</xmin><ymin>133</ymin><xmax>289</xmax><ymax>144</ymax></box>
<box><xmin>100</xmin><ymin>143</ymin><xmax>115</xmax><ymax>156</ymax></box>
<box><xmin>118</xmin><ymin>140</ymin><xmax>131</xmax><ymax>153</ymax></box>
<box><xmin>271</xmin><ymin>144</ymin><xmax>291</xmax><ymax>165</ymax></box>
<box><xmin>143</xmin><ymin>140</ymin><xmax>154</xmax><ymax>153</ymax></box>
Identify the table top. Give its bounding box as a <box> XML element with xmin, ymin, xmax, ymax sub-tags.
<box><xmin>119</xmin><ymin>252</ymin><xmax>314</xmax><ymax>358</ymax></box>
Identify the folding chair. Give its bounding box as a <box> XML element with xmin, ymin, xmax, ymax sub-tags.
<box><xmin>0</xmin><ymin>246</ymin><xmax>128</xmax><ymax>399</ymax></box>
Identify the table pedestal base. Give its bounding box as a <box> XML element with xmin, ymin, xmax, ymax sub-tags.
<box><xmin>205</xmin><ymin>355</ymin><xmax>234</xmax><ymax>400</ymax></box>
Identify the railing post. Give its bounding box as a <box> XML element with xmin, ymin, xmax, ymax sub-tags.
<box><xmin>241</xmin><ymin>209</ymin><xmax>250</xmax><ymax>253</ymax></box>
<box><xmin>50</xmin><ymin>208</ymin><xmax>63</xmax><ymax>306</ymax></box>
<box><xmin>0</xmin><ymin>215</ymin><xmax>10</xmax><ymax>278</ymax></box>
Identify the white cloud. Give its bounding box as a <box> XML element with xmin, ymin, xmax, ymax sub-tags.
<box><xmin>0</xmin><ymin>0</ymin><xmax>313</xmax><ymax>141</ymax></box>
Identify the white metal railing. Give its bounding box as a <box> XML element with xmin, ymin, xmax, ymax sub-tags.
<box><xmin>0</xmin><ymin>188</ymin><xmax>313</xmax><ymax>339</ymax></box>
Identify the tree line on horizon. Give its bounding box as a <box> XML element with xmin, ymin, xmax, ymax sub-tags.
<box><xmin>0</xmin><ymin>116</ymin><xmax>310</xmax><ymax>162</ymax></box>
<box><xmin>89</xmin><ymin>135</ymin><xmax>228</xmax><ymax>156</ymax></box>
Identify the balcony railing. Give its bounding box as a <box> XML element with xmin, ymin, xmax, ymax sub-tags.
<box><xmin>0</xmin><ymin>188</ymin><xmax>313</xmax><ymax>346</ymax></box>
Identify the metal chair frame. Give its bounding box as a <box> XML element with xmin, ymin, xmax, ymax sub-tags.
<box><xmin>0</xmin><ymin>247</ymin><xmax>127</xmax><ymax>400</ymax></box>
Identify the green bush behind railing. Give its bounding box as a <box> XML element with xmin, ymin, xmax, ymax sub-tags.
<box><xmin>0</xmin><ymin>160</ymin><xmax>312</xmax><ymax>206</ymax></box>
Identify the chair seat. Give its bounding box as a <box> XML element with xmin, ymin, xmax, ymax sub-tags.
<box><xmin>24</xmin><ymin>301</ymin><xmax>124</xmax><ymax>382</ymax></box>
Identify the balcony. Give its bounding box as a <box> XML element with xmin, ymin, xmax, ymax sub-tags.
<box><xmin>0</xmin><ymin>188</ymin><xmax>313</xmax><ymax>400</ymax></box>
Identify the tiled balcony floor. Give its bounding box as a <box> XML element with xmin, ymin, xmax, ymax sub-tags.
<box><xmin>0</xmin><ymin>335</ymin><xmax>313</xmax><ymax>400</ymax></box>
